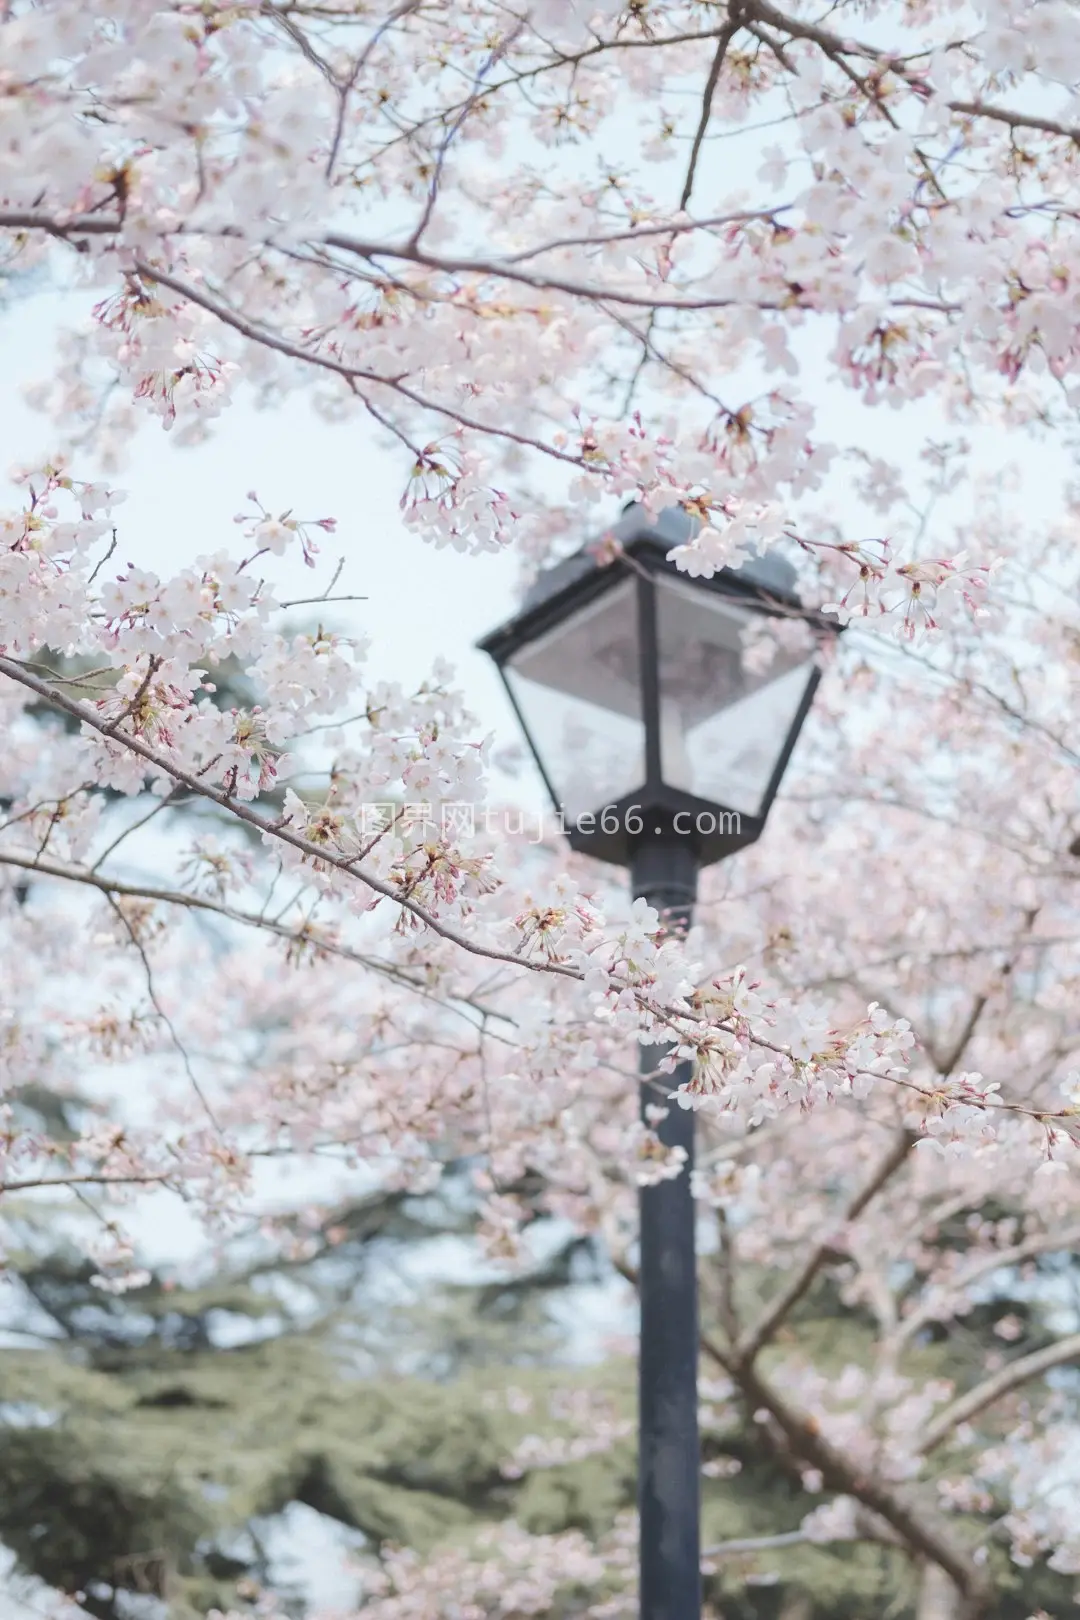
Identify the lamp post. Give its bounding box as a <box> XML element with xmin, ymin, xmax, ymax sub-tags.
<box><xmin>478</xmin><ymin>504</ymin><xmax>837</xmax><ymax>1620</ymax></box>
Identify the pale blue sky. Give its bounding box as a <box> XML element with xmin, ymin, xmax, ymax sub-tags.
<box><xmin>0</xmin><ymin>289</ymin><xmax>528</xmax><ymax>774</ymax></box>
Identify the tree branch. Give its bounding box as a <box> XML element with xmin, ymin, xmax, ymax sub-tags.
<box><xmin>702</xmin><ymin>1331</ymin><xmax>991</xmax><ymax>1614</ymax></box>
<box><xmin>920</xmin><ymin>1331</ymin><xmax>1080</xmax><ymax>1456</ymax></box>
<box><xmin>616</xmin><ymin>1252</ymin><xmax>986</xmax><ymax>1609</ymax></box>
<box><xmin>0</xmin><ymin>1171</ymin><xmax>175</xmax><ymax>1196</ymax></box>
<box><xmin>943</xmin><ymin>98</ymin><xmax>1080</xmax><ymax>146</ymax></box>
<box><xmin>734</xmin><ymin>1127</ymin><xmax>915</xmax><ymax>1364</ymax></box>
<box><xmin>893</xmin><ymin>1223</ymin><xmax>1080</xmax><ymax>1351</ymax></box>
<box><xmin>102</xmin><ymin>890</ymin><xmax>224</xmax><ymax>1134</ymax></box>
<box><xmin>742</xmin><ymin>0</ymin><xmax>1080</xmax><ymax>145</ymax></box>
<box><xmin>702</xmin><ymin>1529</ymin><xmax>806</xmax><ymax>1556</ymax></box>
<box><xmin>680</xmin><ymin>12</ymin><xmax>741</xmax><ymax>211</ymax></box>
<box><xmin>704</xmin><ymin>1508</ymin><xmax>901</xmax><ymax>1559</ymax></box>
<box><xmin>0</xmin><ymin>848</ymin><xmax>512</xmax><ymax>1029</ymax></box>
<box><xmin>0</xmin><ymin>656</ymin><xmax>582</xmax><ymax>983</ymax></box>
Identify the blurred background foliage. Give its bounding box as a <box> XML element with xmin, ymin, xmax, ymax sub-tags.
<box><xmin>1</xmin><ymin>1129</ymin><xmax>1075</xmax><ymax>1620</ymax></box>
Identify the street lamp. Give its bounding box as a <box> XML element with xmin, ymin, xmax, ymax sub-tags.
<box><xmin>478</xmin><ymin>503</ymin><xmax>838</xmax><ymax>1620</ymax></box>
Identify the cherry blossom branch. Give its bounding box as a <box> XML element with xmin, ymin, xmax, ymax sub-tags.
<box><xmin>265</xmin><ymin>5</ymin><xmax>337</xmax><ymax>85</ymax></box>
<box><xmin>319</xmin><ymin>232</ymin><xmax>799</xmax><ymax>312</ymax></box>
<box><xmin>0</xmin><ymin>1171</ymin><xmax>176</xmax><ymax>1196</ymax></box>
<box><xmin>733</xmin><ymin>1127</ymin><xmax>915</xmax><ymax>1365</ymax></box>
<box><xmin>948</xmin><ymin>98</ymin><xmax>1080</xmax><ymax>145</ymax></box>
<box><xmin>88</xmin><ymin>785</ymin><xmax>183</xmax><ymax>874</ymax></box>
<box><xmin>704</xmin><ymin>1512</ymin><xmax>901</xmax><ymax>1558</ymax></box>
<box><xmin>102</xmin><ymin>890</ymin><xmax>225</xmax><ymax>1134</ymax></box>
<box><xmin>0</xmin><ymin>207</ymin><xmax>792</xmax><ymax>260</ymax></box>
<box><xmin>3</xmin><ymin>666</ymin><xmax>935</xmax><ymax>1103</ymax></box>
<box><xmin>131</xmin><ymin>260</ymin><xmax>594</xmax><ymax>462</ymax></box>
<box><xmin>919</xmin><ymin>1332</ymin><xmax>1080</xmax><ymax>1456</ymax></box>
<box><xmin>342</xmin><ymin>22</ymin><xmax>737</xmax><ymax>165</ymax></box>
<box><xmin>702</xmin><ymin>1333</ymin><xmax>991</xmax><ymax>1608</ymax></box>
<box><xmin>618</xmin><ymin>1251</ymin><xmax>985</xmax><ymax>1601</ymax></box>
<box><xmin>679</xmin><ymin>10</ymin><xmax>742</xmax><ymax>211</ymax></box>
<box><xmin>0</xmin><ymin>655</ymin><xmax>581</xmax><ymax>981</ymax></box>
<box><xmin>893</xmin><ymin>1224</ymin><xmax>1080</xmax><ymax>1352</ymax></box>
<box><xmin>0</xmin><ymin>849</ymin><xmax>513</xmax><ymax>1029</ymax></box>
<box><xmin>744</xmin><ymin>0</ymin><xmax>1080</xmax><ymax>144</ymax></box>
<box><xmin>701</xmin><ymin>1529</ymin><xmax>806</xmax><ymax>1557</ymax></box>
<box><xmin>503</xmin><ymin>209</ymin><xmax>789</xmax><ymax>263</ymax></box>
<box><xmin>314</xmin><ymin>237</ymin><xmax>956</xmax><ymax>318</ymax></box>
<box><xmin>8</xmin><ymin>813</ymin><xmax>926</xmax><ymax>1119</ymax></box>
<box><xmin>406</xmin><ymin>19</ymin><xmax>525</xmax><ymax>249</ymax></box>
<box><xmin>738</xmin><ymin>0</ymin><xmax>885</xmax><ymax>62</ymax></box>
<box><xmin>0</xmin><ymin>211</ymin><xmax>124</xmax><ymax>236</ymax></box>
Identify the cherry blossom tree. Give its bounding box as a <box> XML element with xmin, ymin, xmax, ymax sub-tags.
<box><xmin>3</xmin><ymin>0</ymin><xmax>1080</xmax><ymax>1615</ymax></box>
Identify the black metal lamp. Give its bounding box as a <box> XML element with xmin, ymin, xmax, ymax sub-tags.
<box><xmin>478</xmin><ymin>504</ymin><xmax>833</xmax><ymax>869</ymax></box>
<box><xmin>478</xmin><ymin>504</ymin><xmax>838</xmax><ymax>1620</ymax></box>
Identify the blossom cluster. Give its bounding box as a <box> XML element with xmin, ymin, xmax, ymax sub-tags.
<box><xmin>4</xmin><ymin>0</ymin><xmax>1080</xmax><ymax>1598</ymax></box>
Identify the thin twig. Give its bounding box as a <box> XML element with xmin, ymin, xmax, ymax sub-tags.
<box><xmin>680</xmin><ymin>13</ymin><xmax>742</xmax><ymax>211</ymax></box>
<box><xmin>103</xmin><ymin>892</ymin><xmax>225</xmax><ymax>1134</ymax></box>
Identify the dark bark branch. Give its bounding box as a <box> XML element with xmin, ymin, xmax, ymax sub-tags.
<box><xmin>702</xmin><ymin>1331</ymin><xmax>992</xmax><ymax>1616</ymax></box>
<box><xmin>946</xmin><ymin>98</ymin><xmax>1080</xmax><ymax>145</ymax></box>
<box><xmin>742</xmin><ymin>0</ymin><xmax>1080</xmax><ymax>145</ymax></box>
<box><xmin>680</xmin><ymin>11</ymin><xmax>741</xmax><ymax>211</ymax></box>
<box><xmin>734</xmin><ymin>1127</ymin><xmax>914</xmax><ymax>1364</ymax></box>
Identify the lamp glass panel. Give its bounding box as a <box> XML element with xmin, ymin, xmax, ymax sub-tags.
<box><xmin>504</xmin><ymin>577</ymin><xmax>644</xmax><ymax>821</ymax></box>
<box><xmin>655</xmin><ymin>574</ymin><xmax>815</xmax><ymax>817</ymax></box>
